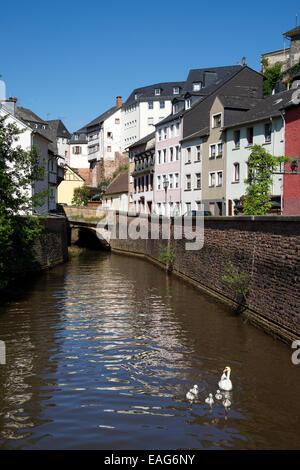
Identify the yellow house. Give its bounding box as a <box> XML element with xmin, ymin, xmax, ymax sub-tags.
<box><xmin>57</xmin><ymin>165</ymin><xmax>85</xmax><ymax>205</ymax></box>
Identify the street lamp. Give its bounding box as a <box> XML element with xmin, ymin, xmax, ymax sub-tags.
<box><xmin>163</xmin><ymin>178</ymin><xmax>169</xmax><ymax>216</ymax></box>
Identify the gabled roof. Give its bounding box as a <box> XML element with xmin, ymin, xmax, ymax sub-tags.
<box><xmin>284</xmin><ymin>26</ymin><xmax>300</xmax><ymax>38</ymax></box>
<box><xmin>125</xmin><ymin>82</ymin><xmax>185</xmax><ymax>106</ymax></box>
<box><xmin>182</xmin><ymin>65</ymin><xmax>243</xmax><ymax>94</ymax></box>
<box><xmin>223</xmin><ymin>89</ymin><xmax>294</xmax><ymax>129</ymax></box>
<box><xmin>78</xmin><ymin>106</ymin><xmax>119</xmax><ymax>132</ymax></box>
<box><xmin>64</xmin><ymin>165</ymin><xmax>85</xmax><ymax>181</ymax></box>
<box><xmin>16</xmin><ymin>106</ymin><xmax>47</xmax><ymax>125</ymax></box>
<box><xmin>46</xmin><ymin>119</ymin><xmax>71</xmax><ymax>139</ymax></box>
<box><xmin>105</xmin><ymin>172</ymin><xmax>128</xmax><ymax>195</ymax></box>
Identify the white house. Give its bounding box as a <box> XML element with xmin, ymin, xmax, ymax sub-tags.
<box><xmin>121</xmin><ymin>82</ymin><xmax>185</xmax><ymax>152</ymax></box>
<box><xmin>180</xmin><ymin>131</ymin><xmax>204</xmax><ymax>214</ymax></box>
<box><xmin>224</xmin><ymin>92</ymin><xmax>290</xmax><ymax>214</ymax></box>
<box><xmin>0</xmin><ymin>98</ymin><xmax>54</xmax><ymax>213</ymax></box>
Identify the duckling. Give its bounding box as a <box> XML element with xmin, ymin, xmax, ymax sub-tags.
<box><xmin>205</xmin><ymin>393</ymin><xmax>214</xmax><ymax>406</ymax></box>
<box><xmin>223</xmin><ymin>398</ymin><xmax>231</xmax><ymax>409</ymax></box>
<box><xmin>215</xmin><ymin>390</ymin><xmax>222</xmax><ymax>400</ymax></box>
<box><xmin>186</xmin><ymin>384</ymin><xmax>198</xmax><ymax>401</ymax></box>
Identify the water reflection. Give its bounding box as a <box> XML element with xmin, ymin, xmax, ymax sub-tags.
<box><xmin>0</xmin><ymin>251</ymin><xmax>299</xmax><ymax>450</ymax></box>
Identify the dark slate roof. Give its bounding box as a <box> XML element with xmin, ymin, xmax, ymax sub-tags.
<box><xmin>180</xmin><ymin>127</ymin><xmax>209</xmax><ymax>143</ymax></box>
<box><xmin>182</xmin><ymin>65</ymin><xmax>243</xmax><ymax>94</ymax></box>
<box><xmin>78</xmin><ymin>106</ymin><xmax>118</xmax><ymax>132</ymax></box>
<box><xmin>125</xmin><ymin>82</ymin><xmax>185</xmax><ymax>106</ymax></box>
<box><xmin>223</xmin><ymin>89</ymin><xmax>294</xmax><ymax>129</ymax></box>
<box><xmin>284</xmin><ymin>26</ymin><xmax>300</xmax><ymax>37</ymax></box>
<box><xmin>16</xmin><ymin>106</ymin><xmax>47</xmax><ymax>124</ymax></box>
<box><xmin>46</xmin><ymin>119</ymin><xmax>71</xmax><ymax>139</ymax></box>
<box><xmin>128</xmin><ymin>131</ymin><xmax>155</xmax><ymax>149</ymax></box>
<box><xmin>105</xmin><ymin>172</ymin><xmax>128</xmax><ymax>195</ymax></box>
<box><xmin>69</xmin><ymin>132</ymin><xmax>88</xmax><ymax>144</ymax></box>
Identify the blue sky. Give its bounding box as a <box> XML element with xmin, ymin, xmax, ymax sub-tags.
<box><xmin>1</xmin><ymin>0</ymin><xmax>299</xmax><ymax>132</ymax></box>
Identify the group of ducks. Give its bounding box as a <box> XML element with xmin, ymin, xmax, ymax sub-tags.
<box><xmin>186</xmin><ymin>366</ymin><xmax>232</xmax><ymax>409</ymax></box>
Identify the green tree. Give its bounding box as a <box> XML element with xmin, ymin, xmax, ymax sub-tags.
<box><xmin>262</xmin><ymin>62</ymin><xmax>283</xmax><ymax>96</ymax></box>
<box><xmin>0</xmin><ymin>115</ymin><xmax>47</xmax><ymax>289</ymax></box>
<box><xmin>71</xmin><ymin>186</ymin><xmax>90</xmax><ymax>206</ymax></box>
<box><xmin>243</xmin><ymin>145</ymin><xmax>288</xmax><ymax>215</ymax></box>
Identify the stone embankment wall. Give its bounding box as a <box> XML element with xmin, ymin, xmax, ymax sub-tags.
<box><xmin>109</xmin><ymin>213</ymin><xmax>300</xmax><ymax>343</ymax></box>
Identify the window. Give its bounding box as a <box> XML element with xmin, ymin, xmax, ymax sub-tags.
<box><xmin>169</xmin><ymin>147</ymin><xmax>174</xmax><ymax>162</ymax></box>
<box><xmin>155</xmin><ymin>88</ymin><xmax>161</xmax><ymax>96</ymax></box>
<box><xmin>173</xmin><ymin>103</ymin><xmax>180</xmax><ymax>114</ymax></box>
<box><xmin>107</xmin><ymin>146</ymin><xmax>111</xmax><ymax>152</ymax></box>
<box><xmin>173</xmin><ymin>87</ymin><xmax>180</xmax><ymax>94</ymax></box>
<box><xmin>175</xmin><ymin>173</ymin><xmax>179</xmax><ymax>188</ymax></box>
<box><xmin>170</xmin><ymin>125</ymin><xmax>174</xmax><ymax>137</ymax></box>
<box><xmin>217</xmin><ymin>171</ymin><xmax>223</xmax><ymax>186</ymax></box>
<box><xmin>186</xmin><ymin>174</ymin><xmax>191</xmax><ymax>190</ymax></box>
<box><xmin>209</xmin><ymin>172</ymin><xmax>216</xmax><ymax>187</ymax></box>
<box><xmin>234</xmin><ymin>163</ymin><xmax>240</xmax><ymax>182</ymax></box>
<box><xmin>115</xmin><ymin>118</ymin><xmax>120</xmax><ymax>124</ymax></box>
<box><xmin>175</xmin><ymin>123</ymin><xmax>180</xmax><ymax>136</ymax></box>
<box><xmin>196</xmin><ymin>145</ymin><xmax>201</xmax><ymax>161</ymax></box>
<box><xmin>234</xmin><ymin>130</ymin><xmax>240</xmax><ymax>148</ymax></box>
<box><xmin>210</xmin><ymin>144</ymin><xmax>216</xmax><ymax>158</ymax></box>
<box><xmin>212</xmin><ymin>113</ymin><xmax>222</xmax><ymax>128</ymax></box>
<box><xmin>158</xmin><ymin>150</ymin><xmax>161</xmax><ymax>164</ymax></box>
<box><xmin>196</xmin><ymin>173</ymin><xmax>201</xmax><ymax>189</ymax></box>
<box><xmin>186</xmin><ymin>202</ymin><xmax>191</xmax><ymax>212</ymax></box>
<box><xmin>186</xmin><ymin>147</ymin><xmax>191</xmax><ymax>163</ymax></box>
<box><xmin>158</xmin><ymin>129</ymin><xmax>162</xmax><ymax>141</ymax></box>
<box><xmin>217</xmin><ymin>142</ymin><xmax>223</xmax><ymax>157</ymax></box>
<box><xmin>148</xmin><ymin>101</ymin><xmax>153</xmax><ymax>109</ymax></box>
<box><xmin>193</xmin><ymin>82</ymin><xmax>201</xmax><ymax>91</ymax></box>
<box><xmin>73</xmin><ymin>146</ymin><xmax>81</xmax><ymax>154</ymax></box>
<box><xmin>264</xmin><ymin>123</ymin><xmax>271</xmax><ymax>143</ymax></box>
<box><xmin>157</xmin><ymin>175</ymin><xmax>161</xmax><ymax>190</ymax></box>
<box><xmin>163</xmin><ymin>149</ymin><xmax>166</xmax><ymax>163</ymax></box>
<box><xmin>107</xmin><ymin>131</ymin><xmax>112</xmax><ymax>138</ymax></box>
<box><xmin>247</xmin><ymin>127</ymin><xmax>254</xmax><ymax>146</ymax></box>
<box><xmin>185</xmin><ymin>98</ymin><xmax>191</xmax><ymax>110</ymax></box>
<box><xmin>160</xmin><ymin>101</ymin><xmax>165</xmax><ymax>109</ymax></box>
<box><xmin>164</xmin><ymin>127</ymin><xmax>168</xmax><ymax>139</ymax></box>
<box><xmin>169</xmin><ymin>174</ymin><xmax>173</xmax><ymax>189</ymax></box>
<box><xmin>148</xmin><ymin>117</ymin><xmax>154</xmax><ymax>125</ymax></box>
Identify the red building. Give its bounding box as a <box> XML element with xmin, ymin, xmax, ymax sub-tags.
<box><xmin>283</xmin><ymin>101</ymin><xmax>300</xmax><ymax>215</ymax></box>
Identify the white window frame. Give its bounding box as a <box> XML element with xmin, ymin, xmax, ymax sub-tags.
<box><xmin>212</xmin><ymin>112</ymin><xmax>222</xmax><ymax>129</ymax></box>
<box><xmin>155</xmin><ymin>88</ymin><xmax>161</xmax><ymax>96</ymax></box>
<box><xmin>209</xmin><ymin>172</ymin><xmax>216</xmax><ymax>187</ymax></box>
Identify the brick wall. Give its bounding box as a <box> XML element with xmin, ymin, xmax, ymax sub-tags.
<box><xmin>110</xmin><ymin>214</ymin><xmax>300</xmax><ymax>342</ymax></box>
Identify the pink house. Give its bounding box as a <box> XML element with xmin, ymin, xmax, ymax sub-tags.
<box><xmin>154</xmin><ymin>117</ymin><xmax>183</xmax><ymax>215</ymax></box>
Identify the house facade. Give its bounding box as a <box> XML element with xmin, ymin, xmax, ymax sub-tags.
<box><xmin>130</xmin><ymin>132</ymin><xmax>155</xmax><ymax>214</ymax></box>
<box><xmin>121</xmin><ymin>82</ymin><xmax>185</xmax><ymax>152</ymax></box>
<box><xmin>153</xmin><ymin>117</ymin><xmax>182</xmax><ymax>216</ymax></box>
<box><xmin>180</xmin><ymin>131</ymin><xmax>204</xmax><ymax>214</ymax></box>
<box><xmin>102</xmin><ymin>172</ymin><xmax>129</xmax><ymax>212</ymax></box>
<box><xmin>283</xmin><ymin>99</ymin><xmax>300</xmax><ymax>214</ymax></box>
<box><xmin>0</xmin><ymin>97</ymin><xmax>58</xmax><ymax>213</ymax></box>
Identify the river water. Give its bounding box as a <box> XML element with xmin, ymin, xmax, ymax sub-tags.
<box><xmin>0</xmin><ymin>250</ymin><xmax>299</xmax><ymax>450</ymax></box>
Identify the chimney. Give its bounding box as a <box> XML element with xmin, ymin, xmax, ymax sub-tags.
<box><xmin>116</xmin><ymin>96</ymin><xmax>122</xmax><ymax>108</ymax></box>
<box><xmin>1</xmin><ymin>96</ymin><xmax>17</xmax><ymax>116</ymax></box>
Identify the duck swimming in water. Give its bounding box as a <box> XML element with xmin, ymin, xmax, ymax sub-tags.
<box><xmin>218</xmin><ymin>366</ymin><xmax>232</xmax><ymax>391</ymax></box>
<box><xmin>186</xmin><ymin>384</ymin><xmax>198</xmax><ymax>401</ymax></box>
<box><xmin>205</xmin><ymin>393</ymin><xmax>214</xmax><ymax>406</ymax></box>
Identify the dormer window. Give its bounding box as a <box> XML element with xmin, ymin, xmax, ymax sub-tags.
<box><xmin>212</xmin><ymin>113</ymin><xmax>222</xmax><ymax>128</ymax></box>
<box><xmin>193</xmin><ymin>82</ymin><xmax>201</xmax><ymax>91</ymax></box>
<box><xmin>185</xmin><ymin>98</ymin><xmax>191</xmax><ymax>110</ymax></box>
<box><xmin>155</xmin><ymin>88</ymin><xmax>161</xmax><ymax>96</ymax></box>
<box><xmin>173</xmin><ymin>87</ymin><xmax>180</xmax><ymax>95</ymax></box>
<box><xmin>173</xmin><ymin>103</ymin><xmax>179</xmax><ymax>114</ymax></box>
<box><xmin>134</xmin><ymin>93</ymin><xmax>138</xmax><ymax>100</ymax></box>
